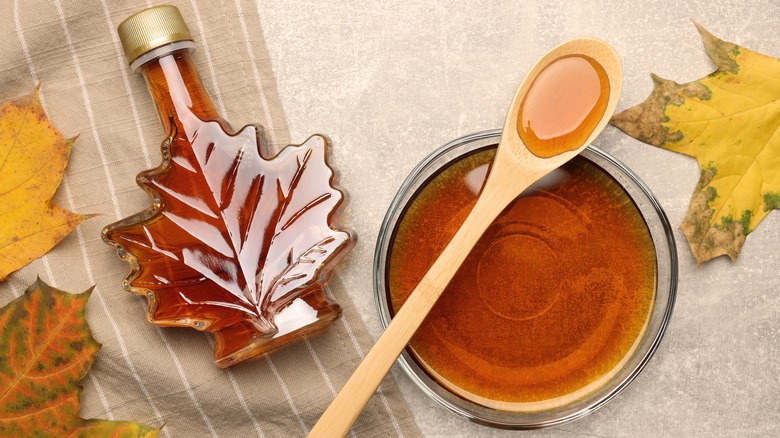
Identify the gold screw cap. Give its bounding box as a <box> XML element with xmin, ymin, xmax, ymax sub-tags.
<box><xmin>117</xmin><ymin>5</ymin><xmax>193</xmax><ymax>65</ymax></box>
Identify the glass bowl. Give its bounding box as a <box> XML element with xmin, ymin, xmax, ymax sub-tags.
<box><xmin>374</xmin><ymin>129</ymin><xmax>677</xmax><ymax>429</ymax></box>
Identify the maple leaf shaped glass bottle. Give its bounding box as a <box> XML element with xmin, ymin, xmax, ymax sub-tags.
<box><xmin>104</xmin><ymin>5</ymin><xmax>353</xmax><ymax>367</ymax></box>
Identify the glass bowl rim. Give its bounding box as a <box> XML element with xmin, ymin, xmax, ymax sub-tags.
<box><xmin>373</xmin><ymin>129</ymin><xmax>678</xmax><ymax>429</ymax></box>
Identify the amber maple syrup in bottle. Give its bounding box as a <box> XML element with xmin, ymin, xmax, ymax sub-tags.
<box><xmin>105</xmin><ymin>5</ymin><xmax>352</xmax><ymax>367</ymax></box>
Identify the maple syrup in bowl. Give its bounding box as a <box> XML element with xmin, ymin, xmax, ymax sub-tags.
<box><xmin>374</xmin><ymin>130</ymin><xmax>677</xmax><ymax>428</ymax></box>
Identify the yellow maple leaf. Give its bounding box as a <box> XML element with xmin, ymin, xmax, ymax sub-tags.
<box><xmin>0</xmin><ymin>87</ymin><xmax>93</xmax><ymax>280</ymax></box>
<box><xmin>611</xmin><ymin>23</ymin><xmax>780</xmax><ymax>265</ymax></box>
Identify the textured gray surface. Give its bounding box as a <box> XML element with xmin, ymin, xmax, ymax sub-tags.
<box><xmin>253</xmin><ymin>1</ymin><xmax>780</xmax><ymax>436</ymax></box>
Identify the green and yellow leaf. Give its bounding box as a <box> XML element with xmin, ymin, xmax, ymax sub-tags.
<box><xmin>0</xmin><ymin>279</ymin><xmax>160</xmax><ymax>437</ymax></box>
<box><xmin>0</xmin><ymin>86</ymin><xmax>93</xmax><ymax>280</ymax></box>
<box><xmin>72</xmin><ymin>419</ymin><xmax>161</xmax><ymax>438</ymax></box>
<box><xmin>612</xmin><ymin>23</ymin><xmax>780</xmax><ymax>264</ymax></box>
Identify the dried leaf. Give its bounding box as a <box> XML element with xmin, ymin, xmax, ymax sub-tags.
<box><xmin>611</xmin><ymin>23</ymin><xmax>780</xmax><ymax>264</ymax></box>
<box><xmin>0</xmin><ymin>279</ymin><xmax>159</xmax><ymax>437</ymax></box>
<box><xmin>103</xmin><ymin>118</ymin><xmax>351</xmax><ymax>353</ymax></box>
<box><xmin>0</xmin><ymin>87</ymin><xmax>93</xmax><ymax>280</ymax></box>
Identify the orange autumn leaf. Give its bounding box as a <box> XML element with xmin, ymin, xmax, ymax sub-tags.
<box><xmin>0</xmin><ymin>86</ymin><xmax>93</xmax><ymax>280</ymax></box>
<box><xmin>0</xmin><ymin>279</ymin><xmax>160</xmax><ymax>437</ymax></box>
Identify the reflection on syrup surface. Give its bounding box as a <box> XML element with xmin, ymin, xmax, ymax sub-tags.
<box><xmin>518</xmin><ymin>55</ymin><xmax>610</xmax><ymax>158</ymax></box>
<box><xmin>388</xmin><ymin>146</ymin><xmax>655</xmax><ymax>409</ymax></box>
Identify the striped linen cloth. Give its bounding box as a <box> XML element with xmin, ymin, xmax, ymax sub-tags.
<box><xmin>0</xmin><ymin>0</ymin><xmax>420</xmax><ymax>436</ymax></box>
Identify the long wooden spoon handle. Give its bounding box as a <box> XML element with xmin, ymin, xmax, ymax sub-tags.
<box><xmin>306</xmin><ymin>285</ymin><xmax>437</xmax><ymax>438</ymax></box>
<box><xmin>308</xmin><ymin>185</ymin><xmax>517</xmax><ymax>437</ymax></box>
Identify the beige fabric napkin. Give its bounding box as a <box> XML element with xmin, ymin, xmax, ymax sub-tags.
<box><xmin>0</xmin><ymin>0</ymin><xmax>420</xmax><ymax>436</ymax></box>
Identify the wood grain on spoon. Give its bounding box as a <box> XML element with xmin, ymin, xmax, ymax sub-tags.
<box><xmin>308</xmin><ymin>37</ymin><xmax>622</xmax><ymax>438</ymax></box>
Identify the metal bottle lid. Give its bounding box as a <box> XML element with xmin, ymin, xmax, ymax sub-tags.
<box><xmin>117</xmin><ymin>5</ymin><xmax>193</xmax><ymax>65</ymax></box>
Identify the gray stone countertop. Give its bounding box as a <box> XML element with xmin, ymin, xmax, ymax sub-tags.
<box><xmin>255</xmin><ymin>1</ymin><xmax>779</xmax><ymax>436</ymax></box>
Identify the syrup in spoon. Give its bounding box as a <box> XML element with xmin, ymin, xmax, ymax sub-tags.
<box><xmin>519</xmin><ymin>55</ymin><xmax>610</xmax><ymax>158</ymax></box>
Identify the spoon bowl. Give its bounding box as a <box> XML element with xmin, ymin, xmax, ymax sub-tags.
<box><xmin>486</xmin><ymin>37</ymin><xmax>621</xmax><ymax>207</ymax></box>
<box><xmin>309</xmin><ymin>38</ymin><xmax>622</xmax><ymax>438</ymax></box>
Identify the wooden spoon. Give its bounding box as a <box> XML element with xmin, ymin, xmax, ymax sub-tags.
<box><xmin>309</xmin><ymin>38</ymin><xmax>622</xmax><ymax>437</ymax></box>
